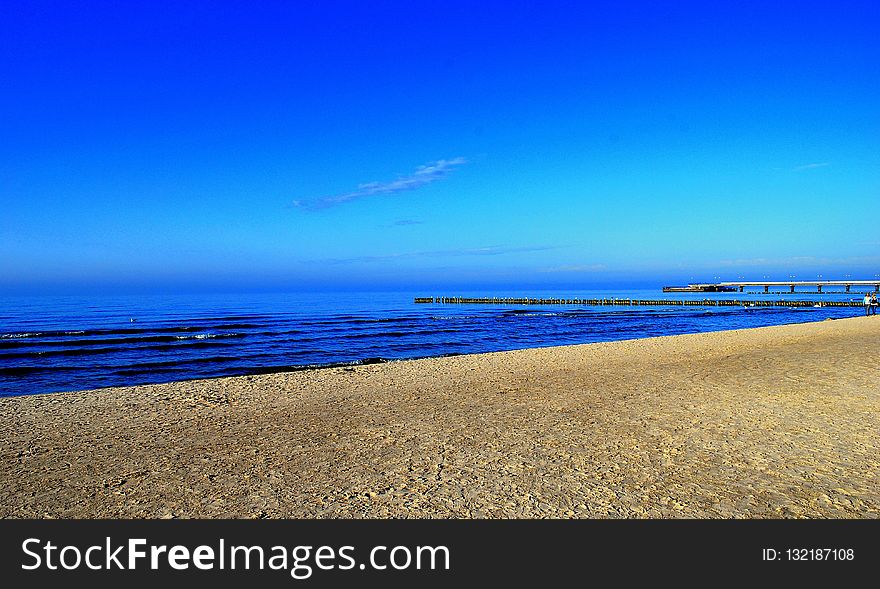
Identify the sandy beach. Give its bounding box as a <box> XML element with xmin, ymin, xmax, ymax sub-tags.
<box><xmin>1</xmin><ymin>316</ymin><xmax>878</xmax><ymax>519</ymax></box>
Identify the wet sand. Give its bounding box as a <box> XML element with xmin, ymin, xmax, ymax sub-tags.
<box><xmin>1</xmin><ymin>316</ymin><xmax>878</xmax><ymax>518</ymax></box>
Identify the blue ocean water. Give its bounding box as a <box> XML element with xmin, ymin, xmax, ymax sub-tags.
<box><xmin>0</xmin><ymin>289</ymin><xmax>868</xmax><ymax>397</ymax></box>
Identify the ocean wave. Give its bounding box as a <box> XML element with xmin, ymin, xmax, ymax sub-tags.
<box><xmin>110</xmin><ymin>367</ymin><xmax>185</xmax><ymax>376</ymax></box>
<box><xmin>0</xmin><ymin>340</ymin><xmax>235</xmax><ymax>360</ymax></box>
<box><xmin>0</xmin><ymin>325</ymin><xmax>258</xmax><ymax>340</ymax></box>
<box><xmin>0</xmin><ymin>332</ymin><xmax>247</xmax><ymax>349</ymax></box>
<box><xmin>300</xmin><ymin>316</ymin><xmax>418</xmax><ymax>327</ymax></box>
<box><xmin>174</xmin><ymin>333</ymin><xmax>237</xmax><ymax>340</ymax></box>
<box><xmin>202</xmin><ymin>323</ymin><xmax>263</xmax><ymax>330</ymax></box>
<box><xmin>430</xmin><ymin>315</ymin><xmax>485</xmax><ymax>321</ymax></box>
<box><xmin>342</xmin><ymin>328</ymin><xmax>460</xmax><ymax>340</ymax></box>
<box><xmin>0</xmin><ymin>365</ymin><xmax>79</xmax><ymax>376</ymax></box>
<box><xmin>105</xmin><ymin>355</ymin><xmax>246</xmax><ymax>373</ymax></box>
<box><xmin>175</xmin><ymin>315</ymin><xmax>273</xmax><ymax>322</ymax></box>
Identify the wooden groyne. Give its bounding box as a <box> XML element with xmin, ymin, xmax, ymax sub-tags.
<box><xmin>414</xmin><ymin>297</ymin><xmax>863</xmax><ymax>307</ymax></box>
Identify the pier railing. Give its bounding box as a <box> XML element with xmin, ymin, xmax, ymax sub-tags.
<box><xmin>414</xmin><ymin>297</ymin><xmax>863</xmax><ymax>307</ymax></box>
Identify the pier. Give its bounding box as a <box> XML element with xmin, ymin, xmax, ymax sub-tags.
<box><xmin>415</xmin><ymin>297</ymin><xmax>863</xmax><ymax>307</ymax></box>
<box><xmin>664</xmin><ymin>280</ymin><xmax>880</xmax><ymax>294</ymax></box>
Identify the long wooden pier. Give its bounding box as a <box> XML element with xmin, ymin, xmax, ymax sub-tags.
<box><xmin>666</xmin><ymin>280</ymin><xmax>880</xmax><ymax>293</ymax></box>
<box><xmin>414</xmin><ymin>297</ymin><xmax>863</xmax><ymax>307</ymax></box>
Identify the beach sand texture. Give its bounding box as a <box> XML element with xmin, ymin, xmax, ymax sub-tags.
<box><xmin>2</xmin><ymin>316</ymin><xmax>878</xmax><ymax>518</ymax></box>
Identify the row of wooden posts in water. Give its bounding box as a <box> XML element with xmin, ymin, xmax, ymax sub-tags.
<box><xmin>414</xmin><ymin>297</ymin><xmax>863</xmax><ymax>307</ymax></box>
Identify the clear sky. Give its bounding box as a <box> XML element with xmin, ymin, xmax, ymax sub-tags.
<box><xmin>2</xmin><ymin>1</ymin><xmax>878</xmax><ymax>294</ymax></box>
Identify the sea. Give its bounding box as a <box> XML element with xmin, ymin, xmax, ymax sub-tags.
<box><xmin>0</xmin><ymin>289</ymin><xmax>868</xmax><ymax>397</ymax></box>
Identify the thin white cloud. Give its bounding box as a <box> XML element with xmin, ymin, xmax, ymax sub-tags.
<box><xmin>539</xmin><ymin>263</ymin><xmax>607</xmax><ymax>273</ymax></box>
<box><xmin>717</xmin><ymin>255</ymin><xmax>880</xmax><ymax>269</ymax></box>
<box><xmin>316</xmin><ymin>244</ymin><xmax>559</xmax><ymax>265</ymax></box>
<box><xmin>792</xmin><ymin>162</ymin><xmax>830</xmax><ymax>172</ymax></box>
<box><xmin>293</xmin><ymin>158</ymin><xmax>466</xmax><ymax>210</ymax></box>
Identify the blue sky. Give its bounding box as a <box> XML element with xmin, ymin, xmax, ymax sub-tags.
<box><xmin>1</xmin><ymin>1</ymin><xmax>878</xmax><ymax>293</ymax></box>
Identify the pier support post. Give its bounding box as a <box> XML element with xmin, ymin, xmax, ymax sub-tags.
<box><xmin>846</xmin><ymin>284</ymin><xmax>850</xmax><ymax>293</ymax></box>
<box><xmin>817</xmin><ymin>285</ymin><xmax>822</xmax><ymax>293</ymax></box>
<box><xmin>739</xmin><ymin>286</ymin><xmax>744</xmax><ymax>292</ymax></box>
<box><xmin>790</xmin><ymin>285</ymin><xmax>795</xmax><ymax>293</ymax></box>
<box><xmin>763</xmin><ymin>285</ymin><xmax>769</xmax><ymax>293</ymax></box>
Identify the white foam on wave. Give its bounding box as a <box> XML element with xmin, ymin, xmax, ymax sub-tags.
<box><xmin>173</xmin><ymin>333</ymin><xmax>240</xmax><ymax>341</ymax></box>
<box><xmin>1</xmin><ymin>332</ymin><xmax>41</xmax><ymax>339</ymax></box>
<box><xmin>176</xmin><ymin>333</ymin><xmax>216</xmax><ymax>340</ymax></box>
<box><xmin>430</xmin><ymin>315</ymin><xmax>481</xmax><ymax>321</ymax></box>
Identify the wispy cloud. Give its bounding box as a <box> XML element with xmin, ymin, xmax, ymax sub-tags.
<box><xmin>293</xmin><ymin>158</ymin><xmax>466</xmax><ymax>210</ymax></box>
<box><xmin>539</xmin><ymin>263</ymin><xmax>607</xmax><ymax>273</ymax></box>
<box><xmin>717</xmin><ymin>254</ymin><xmax>880</xmax><ymax>269</ymax></box>
<box><xmin>390</xmin><ymin>219</ymin><xmax>424</xmax><ymax>227</ymax></box>
<box><xmin>792</xmin><ymin>162</ymin><xmax>830</xmax><ymax>172</ymax></box>
<box><xmin>315</xmin><ymin>244</ymin><xmax>559</xmax><ymax>265</ymax></box>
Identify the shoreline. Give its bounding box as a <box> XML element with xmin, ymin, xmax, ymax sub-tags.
<box><xmin>5</xmin><ymin>312</ymin><xmax>866</xmax><ymax>400</ymax></box>
<box><xmin>2</xmin><ymin>316</ymin><xmax>879</xmax><ymax>518</ymax></box>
